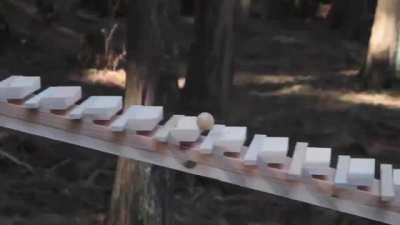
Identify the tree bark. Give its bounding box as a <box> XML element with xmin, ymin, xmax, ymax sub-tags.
<box><xmin>183</xmin><ymin>0</ymin><xmax>236</xmax><ymax>115</ymax></box>
<box><xmin>107</xmin><ymin>1</ymin><xmax>177</xmax><ymax>225</ymax></box>
<box><xmin>362</xmin><ymin>0</ymin><xmax>400</xmax><ymax>89</ymax></box>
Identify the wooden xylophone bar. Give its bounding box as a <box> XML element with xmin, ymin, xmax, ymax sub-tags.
<box><xmin>0</xmin><ymin>76</ymin><xmax>400</xmax><ymax>224</ymax></box>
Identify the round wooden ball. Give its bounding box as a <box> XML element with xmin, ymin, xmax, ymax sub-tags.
<box><xmin>197</xmin><ymin>112</ymin><xmax>215</xmax><ymax>131</ymax></box>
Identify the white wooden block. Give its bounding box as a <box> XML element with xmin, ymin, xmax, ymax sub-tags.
<box><xmin>287</xmin><ymin>142</ymin><xmax>308</xmax><ymax>179</ymax></box>
<box><xmin>393</xmin><ymin>169</ymin><xmax>400</xmax><ymax>194</ymax></box>
<box><xmin>303</xmin><ymin>147</ymin><xmax>331</xmax><ymax>175</ymax></box>
<box><xmin>348</xmin><ymin>158</ymin><xmax>375</xmax><ymax>187</ymax></box>
<box><xmin>68</xmin><ymin>96</ymin><xmax>122</xmax><ymax>120</ymax></box>
<box><xmin>258</xmin><ymin>137</ymin><xmax>289</xmax><ymax>164</ymax></box>
<box><xmin>110</xmin><ymin>105</ymin><xmax>163</xmax><ymax>132</ymax></box>
<box><xmin>394</xmin><ymin>169</ymin><xmax>400</xmax><ymax>187</ymax></box>
<box><xmin>334</xmin><ymin>155</ymin><xmax>351</xmax><ymax>187</ymax></box>
<box><xmin>198</xmin><ymin>125</ymin><xmax>226</xmax><ymax>154</ymax></box>
<box><xmin>24</xmin><ymin>86</ymin><xmax>81</xmax><ymax>110</ymax></box>
<box><xmin>0</xmin><ymin>76</ymin><xmax>41</xmax><ymax>100</ymax></box>
<box><xmin>170</xmin><ymin>116</ymin><xmax>200</xmax><ymax>142</ymax></box>
<box><xmin>242</xmin><ymin>134</ymin><xmax>266</xmax><ymax>166</ymax></box>
<box><xmin>380</xmin><ymin>164</ymin><xmax>395</xmax><ymax>202</ymax></box>
<box><xmin>214</xmin><ymin>126</ymin><xmax>247</xmax><ymax>154</ymax></box>
<box><xmin>153</xmin><ymin>115</ymin><xmax>183</xmax><ymax>142</ymax></box>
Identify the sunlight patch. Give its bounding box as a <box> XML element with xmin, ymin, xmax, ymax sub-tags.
<box><xmin>80</xmin><ymin>69</ymin><xmax>126</xmax><ymax>88</ymax></box>
<box><xmin>339</xmin><ymin>93</ymin><xmax>400</xmax><ymax>109</ymax></box>
<box><xmin>235</xmin><ymin>74</ymin><xmax>313</xmax><ymax>86</ymax></box>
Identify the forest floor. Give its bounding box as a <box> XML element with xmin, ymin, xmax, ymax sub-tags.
<box><xmin>1</xmin><ymin>2</ymin><xmax>400</xmax><ymax>224</ymax></box>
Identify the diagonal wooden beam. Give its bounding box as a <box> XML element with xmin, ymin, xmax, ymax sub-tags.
<box><xmin>0</xmin><ymin>101</ymin><xmax>399</xmax><ymax>224</ymax></box>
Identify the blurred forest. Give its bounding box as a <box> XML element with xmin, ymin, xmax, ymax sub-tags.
<box><xmin>1</xmin><ymin>0</ymin><xmax>400</xmax><ymax>225</ymax></box>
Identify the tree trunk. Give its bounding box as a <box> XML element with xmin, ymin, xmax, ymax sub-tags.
<box><xmin>362</xmin><ymin>0</ymin><xmax>400</xmax><ymax>89</ymax></box>
<box><xmin>183</xmin><ymin>0</ymin><xmax>236</xmax><ymax>115</ymax></box>
<box><xmin>107</xmin><ymin>1</ymin><xmax>177</xmax><ymax>225</ymax></box>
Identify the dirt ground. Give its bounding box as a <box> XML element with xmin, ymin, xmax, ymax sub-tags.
<box><xmin>1</xmin><ymin>2</ymin><xmax>400</xmax><ymax>224</ymax></box>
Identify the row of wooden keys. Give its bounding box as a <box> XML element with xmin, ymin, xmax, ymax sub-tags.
<box><xmin>0</xmin><ymin>75</ymin><xmax>399</xmax><ymax>202</ymax></box>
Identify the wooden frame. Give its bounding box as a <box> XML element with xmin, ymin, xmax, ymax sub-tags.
<box><xmin>0</xmin><ymin>101</ymin><xmax>399</xmax><ymax>224</ymax></box>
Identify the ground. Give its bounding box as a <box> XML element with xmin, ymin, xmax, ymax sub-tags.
<box><xmin>0</xmin><ymin>1</ymin><xmax>399</xmax><ymax>224</ymax></box>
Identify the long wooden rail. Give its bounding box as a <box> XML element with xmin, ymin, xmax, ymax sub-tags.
<box><xmin>0</xmin><ymin>102</ymin><xmax>397</xmax><ymax>224</ymax></box>
<box><xmin>0</xmin><ymin>76</ymin><xmax>399</xmax><ymax>224</ymax></box>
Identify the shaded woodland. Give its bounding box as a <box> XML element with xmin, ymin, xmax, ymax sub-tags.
<box><xmin>1</xmin><ymin>0</ymin><xmax>400</xmax><ymax>225</ymax></box>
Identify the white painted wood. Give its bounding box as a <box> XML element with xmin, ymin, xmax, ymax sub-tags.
<box><xmin>394</xmin><ymin>169</ymin><xmax>400</xmax><ymax>194</ymax></box>
<box><xmin>68</xmin><ymin>96</ymin><xmax>122</xmax><ymax>120</ymax></box>
<box><xmin>394</xmin><ymin>169</ymin><xmax>400</xmax><ymax>186</ymax></box>
<box><xmin>303</xmin><ymin>147</ymin><xmax>332</xmax><ymax>175</ymax></box>
<box><xmin>0</xmin><ymin>114</ymin><xmax>399</xmax><ymax>225</ymax></box>
<box><xmin>348</xmin><ymin>158</ymin><xmax>375</xmax><ymax>187</ymax></box>
<box><xmin>334</xmin><ymin>155</ymin><xmax>351</xmax><ymax>187</ymax></box>
<box><xmin>110</xmin><ymin>105</ymin><xmax>163</xmax><ymax>132</ymax></box>
<box><xmin>0</xmin><ymin>76</ymin><xmax>41</xmax><ymax>101</ymax></box>
<box><xmin>243</xmin><ymin>134</ymin><xmax>266</xmax><ymax>166</ymax></box>
<box><xmin>287</xmin><ymin>142</ymin><xmax>308</xmax><ymax>179</ymax></box>
<box><xmin>198</xmin><ymin>124</ymin><xmax>226</xmax><ymax>154</ymax></box>
<box><xmin>24</xmin><ymin>86</ymin><xmax>82</xmax><ymax>110</ymax></box>
<box><xmin>214</xmin><ymin>126</ymin><xmax>247</xmax><ymax>154</ymax></box>
<box><xmin>381</xmin><ymin>164</ymin><xmax>395</xmax><ymax>202</ymax></box>
<box><xmin>170</xmin><ymin>116</ymin><xmax>200</xmax><ymax>142</ymax></box>
<box><xmin>153</xmin><ymin>115</ymin><xmax>183</xmax><ymax>142</ymax></box>
<box><xmin>258</xmin><ymin>137</ymin><xmax>289</xmax><ymax>164</ymax></box>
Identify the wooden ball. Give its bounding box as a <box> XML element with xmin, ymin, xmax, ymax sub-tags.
<box><xmin>197</xmin><ymin>112</ymin><xmax>215</xmax><ymax>131</ymax></box>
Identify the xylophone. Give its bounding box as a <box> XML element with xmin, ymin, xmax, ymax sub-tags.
<box><xmin>0</xmin><ymin>75</ymin><xmax>399</xmax><ymax>224</ymax></box>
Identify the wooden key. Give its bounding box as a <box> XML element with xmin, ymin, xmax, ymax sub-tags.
<box><xmin>0</xmin><ymin>76</ymin><xmax>41</xmax><ymax>101</ymax></box>
<box><xmin>348</xmin><ymin>158</ymin><xmax>375</xmax><ymax>188</ymax></box>
<box><xmin>110</xmin><ymin>105</ymin><xmax>163</xmax><ymax>132</ymax></box>
<box><xmin>198</xmin><ymin>124</ymin><xmax>226</xmax><ymax>154</ymax></box>
<box><xmin>394</xmin><ymin>169</ymin><xmax>400</xmax><ymax>192</ymax></box>
<box><xmin>258</xmin><ymin>137</ymin><xmax>289</xmax><ymax>165</ymax></box>
<box><xmin>287</xmin><ymin>142</ymin><xmax>308</xmax><ymax>179</ymax></box>
<box><xmin>242</xmin><ymin>134</ymin><xmax>266</xmax><ymax>166</ymax></box>
<box><xmin>334</xmin><ymin>155</ymin><xmax>351</xmax><ymax>187</ymax></box>
<box><xmin>303</xmin><ymin>147</ymin><xmax>331</xmax><ymax>176</ymax></box>
<box><xmin>68</xmin><ymin>96</ymin><xmax>122</xmax><ymax>121</ymax></box>
<box><xmin>214</xmin><ymin>126</ymin><xmax>247</xmax><ymax>157</ymax></box>
<box><xmin>153</xmin><ymin>115</ymin><xmax>183</xmax><ymax>142</ymax></box>
<box><xmin>380</xmin><ymin>164</ymin><xmax>395</xmax><ymax>202</ymax></box>
<box><xmin>24</xmin><ymin>86</ymin><xmax>82</xmax><ymax>111</ymax></box>
<box><xmin>169</xmin><ymin>116</ymin><xmax>200</xmax><ymax>143</ymax></box>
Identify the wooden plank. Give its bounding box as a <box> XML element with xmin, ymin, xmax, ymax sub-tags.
<box><xmin>0</xmin><ymin>110</ymin><xmax>399</xmax><ymax>224</ymax></box>
<box><xmin>258</xmin><ymin>137</ymin><xmax>289</xmax><ymax>164</ymax></box>
<box><xmin>381</xmin><ymin>164</ymin><xmax>395</xmax><ymax>202</ymax></box>
<box><xmin>110</xmin><ymin>105</ymin><xmax>163</xmax><ymax>132</ymax></box>
<box><xmin>0</xmin><ymin>102</ymin><xmax>399</xmax><ymax>224</ymax></box>
<box><xmin>214</xmin><ymin>126</ymin><xmax>247</xmax><ymax>155</ymax></box>
<box><xmin>153</xmin><ymin>115</ymin><xmax>183</xmax><ymax>142</ymax></box>
<box><xmin>68</xmin><ymin>96</ymin><xmax>122</xmax><ymax>120</ymax></box>
<box><xmin>287</xmin><ymin>142</ymin><xmax>308</xmax><ymax>179</ymax></box>
<box><xmin>24</xmin><ymin>86</ymin><xmax>82</xmax><ymax>110</ymax></box>
<box><xmin>0</xmin><ymin>76</ymin><xmax>41</xmax><ymax>100</ymax></box>
<box><xmin>170</xmin><ymin>116</ymin><xmax>200</xmax><ymax>142</ymax></box>
<box><xmin>348</xmin><ymin>158</ymin><xmax>375</xmax><ymax>187</ymax></box>
<box><xmin>334</xmin><ymin>155</ymin><xmax>351</xmax><ymax>187</ymax></box>
<box><xmin>242</xmin><ymin>134</ymin><xmax>266</xmax><ymax>166</ymax></box>
<box><xmin>304</xmin><ymin>147</ymin><xmax>332</xmax><ymax>176</ymax></box>
<box><xmin>198</xmin><ymin>124</ymin><xmax>226</xmax><ymax>154</ymax></box>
